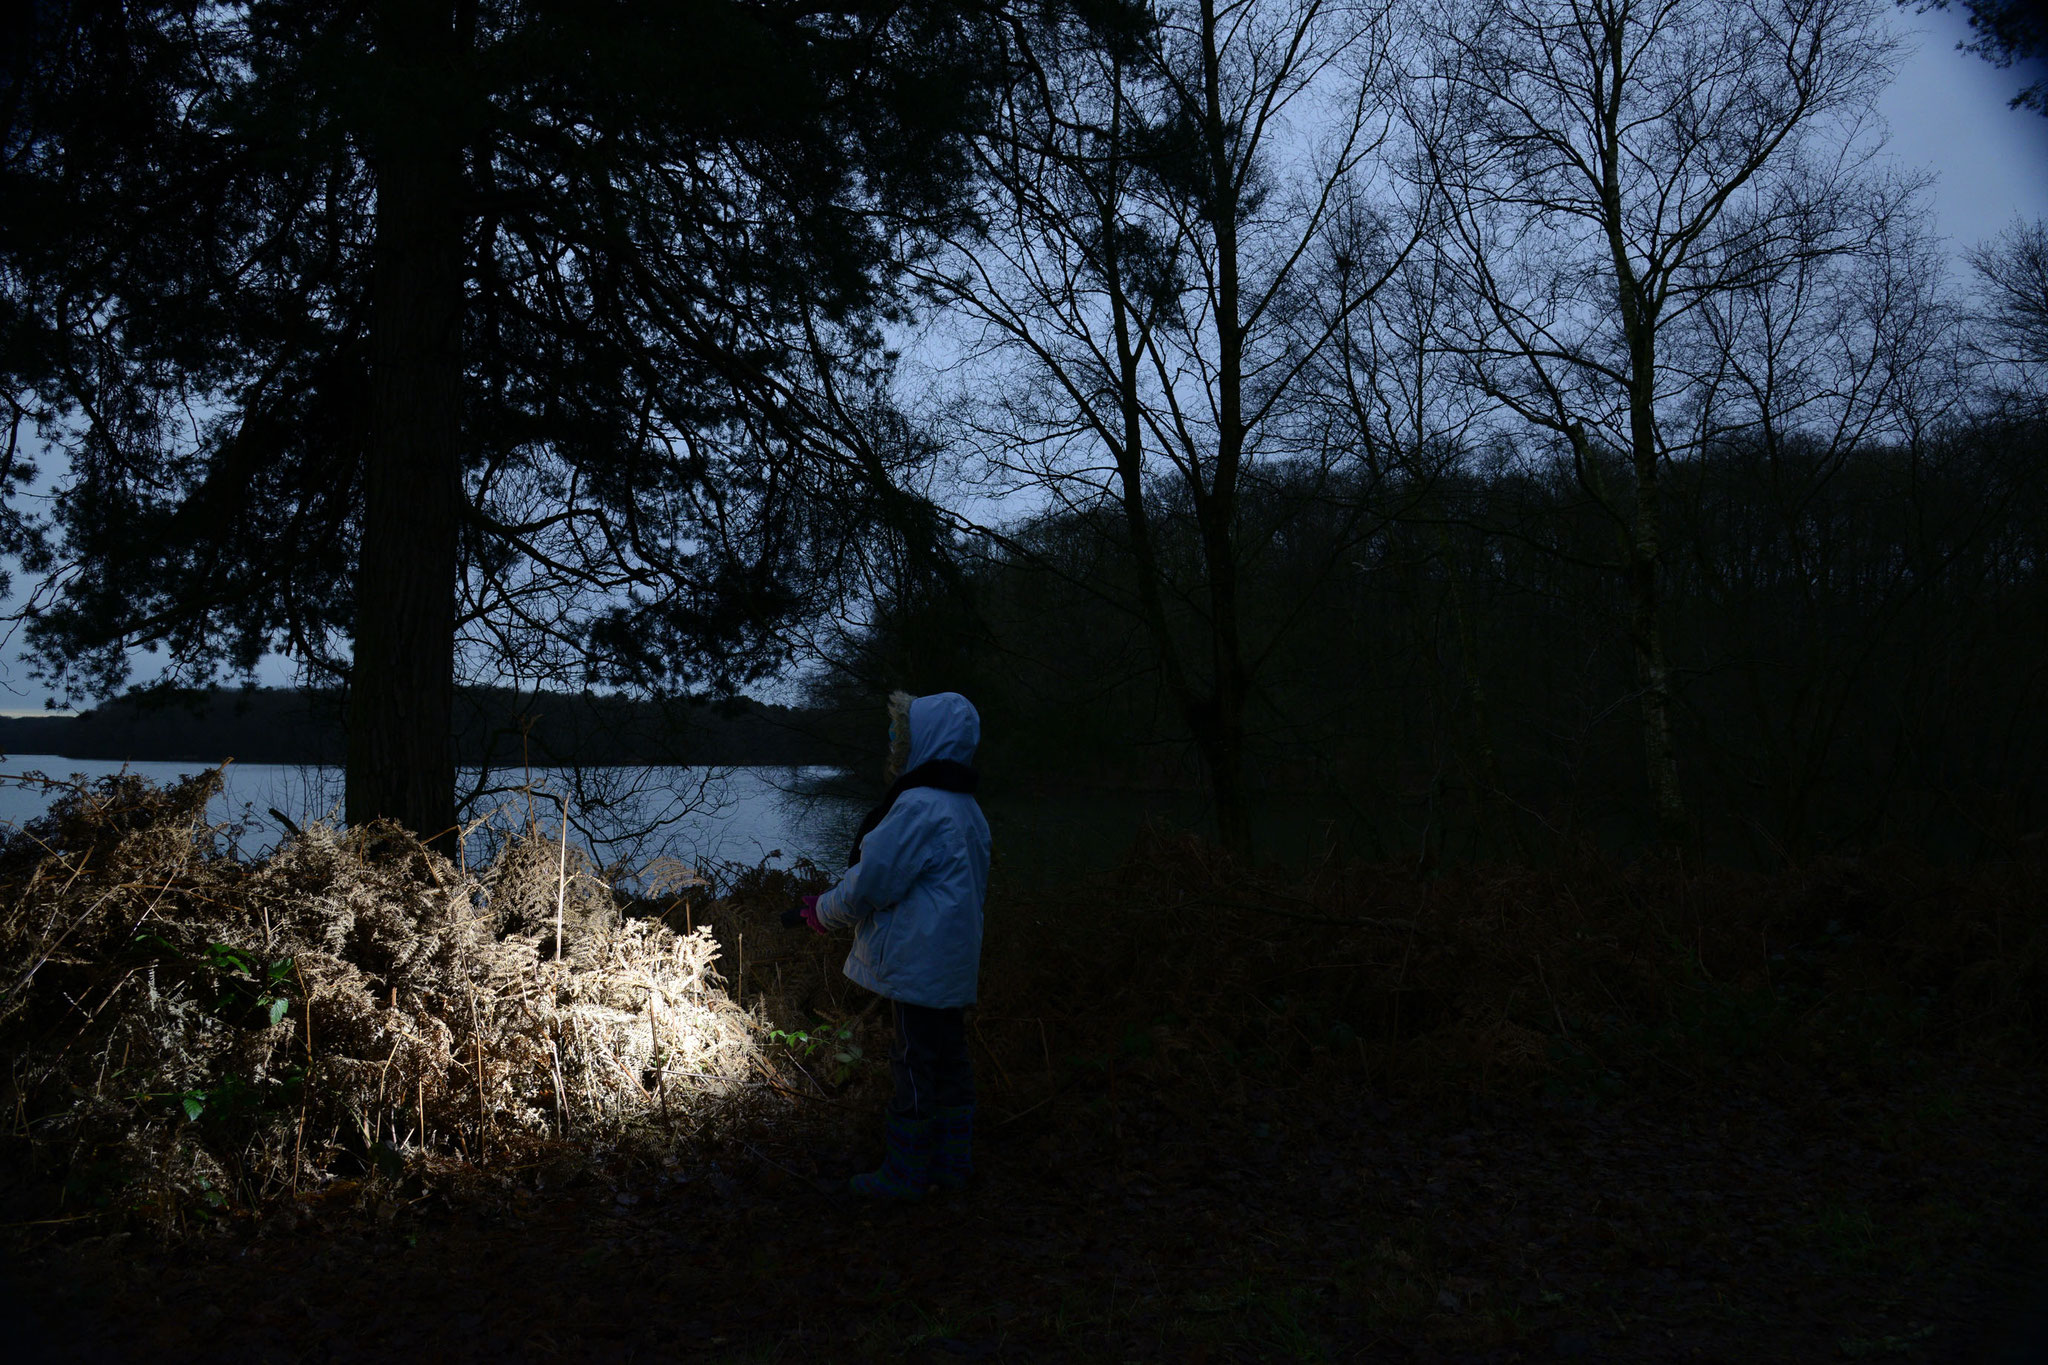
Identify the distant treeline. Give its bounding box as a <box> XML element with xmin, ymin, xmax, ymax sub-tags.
<box><xmin>0</xmin><ymin>687</ymin><xmax>857</xmax><ymax>770</ymax></box>
<box><xmin>815</xmin><ymin>418</ymin><xmax>2048</xmax><ymax>867</ymax></box>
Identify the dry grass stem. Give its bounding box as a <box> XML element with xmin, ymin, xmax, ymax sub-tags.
<box><xmin>0</xmin><ymin>769</ymin><xmax>774</xmax><ymax>1230</ymax></box>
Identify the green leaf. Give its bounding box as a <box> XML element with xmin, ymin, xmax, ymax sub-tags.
<box><xmin>204</xmin><ymin>942</ymin><xmax>255</xmax><ymax>975</ymax></box>
<box><xmin>181</xmin><ymin>1094</ymin><xmax>205</xmax><ymax>1121</ymax></box>
<box><xmin>266</xmin><ymin>997</ymin><xmax>289</xmax><ymax>1026</ymax></box>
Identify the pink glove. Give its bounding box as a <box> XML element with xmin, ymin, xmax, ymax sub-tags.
<box><xmin>799</xmin><ymin>894</ymin><xmax>825</xmax><ymax>934</ymax></box>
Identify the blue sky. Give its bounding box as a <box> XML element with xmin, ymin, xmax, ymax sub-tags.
<box><xmin>3</xmin><ymin>2</ymin><xmax>2044</xmax><ymax>717</ymax></box>
<box><xmin>1881</xmin><ymin>3</ymin><xmax>2048</xmax><ymax>247</ymax></box>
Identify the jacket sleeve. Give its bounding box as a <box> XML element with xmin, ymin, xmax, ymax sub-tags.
<box><xmin>814</xmin><ymin>800</ymin><xmax>941</xmax><ymax>930</ymax></box>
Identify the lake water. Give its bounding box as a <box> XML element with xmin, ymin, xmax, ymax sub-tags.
<box><xmin>0</xmin><ymin>756</ymin><xmax>870</xmax><ymax>881</ymax></box>
<box><xmin>0</xmin><ymin>755</ymin><xmax>1352</xmax><ymax>889</ymax></box>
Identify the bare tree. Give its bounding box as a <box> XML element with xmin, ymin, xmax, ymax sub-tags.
<box><xmin>1307</xmin><ymin>194</ymin><xmax>1527</xmax><ymax>851</ymax></box>
<box><xmin>922</xmin><ymin>0</ymin><xmax>1417</xmax><ymax>854</ymax></box>
<box><xmin>1680</xmin><ymin>189</ymin><xmax>1958</xmax><ymax>853</ymax></box>
<box><xmin>1964</xmin><ymin>217</ymin><xmax>2048</xmax><ymax>409</ymax></box>
<box><xmin>1416</xmin><ymin>0</ymin><xmax>1904</xmax><ymax>846</ymax></box>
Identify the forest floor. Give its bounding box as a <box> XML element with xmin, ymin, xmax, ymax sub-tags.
<box><xmin>7</xmin><ymin>1036</ymin><xmax>2046</xmax><ymax>1362</ymax></box>
<box><xmin>5</xmin><ymin>820</ymin><xmax>2046</xmax><ymax>1362</ymax></box>
<box><xmin>4</xmin><ymin>1055</ymin><xmax>2048</xmax><ymax>1358</ymax></box>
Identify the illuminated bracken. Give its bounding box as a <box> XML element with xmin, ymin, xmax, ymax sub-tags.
<box><xmin>0</xmin><ymin>769</ymin><xmax>772</xmax><ymax>1230</ymax></box>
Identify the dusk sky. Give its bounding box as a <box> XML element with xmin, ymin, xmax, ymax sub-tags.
<box><xmin>1880</xmin><ymin>2</ymin><xmax>2048</xmax><ymax>250</ymax></box>
<box><xmin>2</xmin><ymin>1</ymin><xmax>2044</xmax><ymax>718</ymax></box>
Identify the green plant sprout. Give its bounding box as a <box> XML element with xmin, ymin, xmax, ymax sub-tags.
<box><xmin>766</xmin><ymin>1025</ymin><xmax>864</xmax><ymax>1085</ymax></box>
<box><xmin>131</xmin><ymin>933</ymin><xmax>297</xmax><ymax>1029</ymax></box>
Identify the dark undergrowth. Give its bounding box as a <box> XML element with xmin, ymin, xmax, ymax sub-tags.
<box><xmin>5</xmin><ymin>800</ymin><xmax>2046</xmax><ymax>1362</ymax></box>
<box><xmin>714</xmin><ymin>824</ymin><xmax>2046</xmax><ymax>1127</ymax></box>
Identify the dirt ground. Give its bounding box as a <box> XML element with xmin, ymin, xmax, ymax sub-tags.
<box><xmin>5</xmin><ymin>796</ymin><xmax>2043</xmax><ymax>1362</ymax></box>
<box><xmin>6</xmin><ymin>1057</ymin><xmax>2045</xmax><ymax>1364</ymax></box>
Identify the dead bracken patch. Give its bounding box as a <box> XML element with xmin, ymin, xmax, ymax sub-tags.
<box><xmin>0</xmin><ymin>768</ymin><xmax>777</xmax><ymax>1231</ymax></box>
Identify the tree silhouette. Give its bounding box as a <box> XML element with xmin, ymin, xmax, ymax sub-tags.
<box><xmin>2</xmin><ymin>0</ymin><xmax>996</xmax><ymax>847</ymax></box>
<box><xmin>922</xmin><ymin>0</ymin><xmax>1417</xmax><ymax>856</ymax></box>
<box><xmin>1416</xmin><ymin>0</ymin><xmax>1907</xmax><ymax>848</ymax></box>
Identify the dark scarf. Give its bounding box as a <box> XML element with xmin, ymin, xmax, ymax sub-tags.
<box><xmin>846</xmin><ymin>759</ymin><xmax>980</xmax><ymax>867</ymax></box>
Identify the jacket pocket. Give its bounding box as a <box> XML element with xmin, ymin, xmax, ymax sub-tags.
<box><xmin>861</xmin><ymin>904</ymin><xmax>897</xmax><ymax>977</ymax></box>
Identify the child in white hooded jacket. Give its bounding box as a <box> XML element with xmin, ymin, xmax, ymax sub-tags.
<box><xmin>799</xmin><ymin>691</ymin><xmax>991</xmax><ymax>1198</ymax></box>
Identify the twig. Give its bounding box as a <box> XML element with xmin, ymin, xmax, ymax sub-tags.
<box><xmin>738</xmin><ymin>1139</ymin><xmax>814</xmax><ymax>1187</ymax></box>
<box><xmin>470</xmin><ymin>985</ymin><xmax>488</xmax><ymax>1162</ymax></box>
<box><xmin>649</xmin><ymin>983</ymin><xmax>668</xmax><ymax>1122</ymax></box>
<box><xmin>50</xmin><ymin>964</ymin><xmax>143</xmax><ymax>1061</ymax></box>
<box><xmin>779</xmin><ymin>1051</ymin><xmax>836</xmax><ymax>1100</ymax></box>
<box><xmin>647</xmin><ymin>1069</ymin><xmax>783</xmax><ymax>1090</ymax></box>
<box><xmin>292</xmin><ymin>960</ymin><xmax>315</xmax><ymax>1191</ymax></box>
<box><xmin>994</xmin><ymin>1086</ymin><xmax>1064</xmax><ymax>1128</ymax></box>
<box><xmin>971</xmin><ymin>1012</ymin><xmax>1017</xmax><ymax>1094</ymax></box>
<box><xmin>1186</xmin><ymin>894</ymin><xmax>1419</xmax><ymax>931</ymax></box>
<box><xmin>546</xmin><ymin>1031</ymin><xmax>567</xmax><ymax>1138</ymax></box>
<box><xmin>1534</xmin><ymin>952</ymin><xmax>1570</xmax><ymax>1039</ymax></box>
<box><xmin>554</xmin><ymin>797</ymin><xmax>569</xmax><ymax>962</ymax></box>
<box><xmin>1</xmin><ymin>858</ymin><xmax>121</xmax><ymax>1005</ymax></box>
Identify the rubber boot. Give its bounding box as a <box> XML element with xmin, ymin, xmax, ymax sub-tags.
<box><xmin>849</xmin><ymin>1113</ymin><xmax>933</xmax><ymax>1201</ymax></box>
<box><xmin>931</xmin><ymin>1104</ymin><xmax>974</xmax><ymax>1192</ymax></box>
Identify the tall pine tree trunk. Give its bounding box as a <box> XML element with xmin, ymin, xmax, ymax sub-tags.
<box><xmin>348</xmin><ymin>0</ymin><xmax>463</xmax><ymax>852</ymax></box>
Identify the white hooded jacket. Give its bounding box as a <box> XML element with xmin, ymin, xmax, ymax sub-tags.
<box><xmin>813</xmin><ymin>692</ymin><xmax>992</xmax><ymax>1008</ymax></box>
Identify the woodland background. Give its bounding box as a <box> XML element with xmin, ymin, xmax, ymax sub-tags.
<box><xmin>1</xmin><ymin>0</ymin><xmax>2042</xmax><ymax>874</ymax></box>
<box><xmin>2</xmin><ymin>5</ymin><xmax>2047</xmax><ymax>1361</ymax></box>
